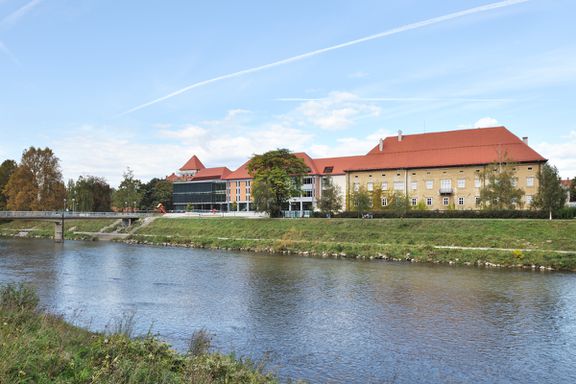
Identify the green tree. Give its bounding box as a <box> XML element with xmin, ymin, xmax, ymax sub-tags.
<box><xmin>479</xmin><ymin>160</ymin><xmax>524</xmax><ymax>210</ymax></box>
<box><xmin>247</xmin><ymin>149</ymin><xmax>309</xmax><ymax>218</ymax></box>
<box><xmin>112</xmin><ymin>168</ymin><xmax>143</xmax><ymax>211</ymax></box>
<box><xmin>318</xmin><ymin>177</ymin><xmax>342</xmax><ymax>217</ymax></box>
<box><xmin>4</xmin><ymin>147</ymin><xmax>66</xmax><ymax>210</ymax></box>
<box><xmin>350</xmin><ymin>186</ymin><xmax>371</xmax><ymax>217</ymax></box>
<box><xmin>0</xmin><ymin>159</ymin><xmax>17</xmax><ymax>210</ymax></box>
<box><xmin>71</xmin><ymin>176</ymin><xmax>113</xmax><ymax>212</ymax></box>
<box><xmin>141</xmin><ymin>178</ymin><xmax>173</xmax><ymax>210</ymax></box>
<box><xmin>532</xmin><ymin>163</ymin><xmax>566</xmax><ymax>220</ymax></box>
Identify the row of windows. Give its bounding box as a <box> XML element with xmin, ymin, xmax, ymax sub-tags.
<box><xmin>355</xmin><ymin>177</ymin><xmax>536</xmax><ymax>192</ymax></box>
<box><xmin>380</xmin><ymin>195</ymin><xmax>534</xmax><ymax>207</ymax></box>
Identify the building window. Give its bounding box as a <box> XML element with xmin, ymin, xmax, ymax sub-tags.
<box><xmin>353</xmin><ymin>182</ymin><xmax>360</xmax><ymax>192</ymax></box>
<box><xmin>426</xmin><ymin>180</ymin><xmax>433</xmax><ymax>190</ymax></box>
<box><xmin>381</xmin><ymin>181</ymin><xmax>388</xmax><ymax>190</ymax></box>
<box><xmin>302</xmin><ymin>190</ymin><xmax>313</xmax><ymax>197</ymax></box>
<box><xmin>426</xmin><ymin>197</ymin><xmax>432</xmax><ymax>206</ymax></box>
<box><xmin>475</xmin><ymin>178</ymin><xmax>481</xmax><ymax>188</ymax></box>
<box><xmin>323</xmin><ymin>166</ymin><xmax>333</xmax><ymax>174</ymax></box>
<box><xmin>367</xmin><ymin>182</ymin><xmax>374</xmax><ymax>191</ymax></box>
<box><xmin>475</xmin><ymin>196</ymin><xmax>481</xmax><ymax>206</ymax></box>
<box><xmin>443</xmin><ymin>197</ymin><xmax>449</xmax><ymax>206</ymax></box>
<box><xmin>303</xmin><ymin>177</ymin><xmax>313</xmax><ymax>185</ymax></box>
<box><xmin>411</xmin><ymin>198</ymin><xmax>417</xmax><ymax>206</ymax></box>
<box><xmin>411</xmin><ymin>181</ymin><xmax>417</xmax><ymax>190</ymax></box>
<box><xmin>526</xmin><ymin>195</ymin><xmax>533</xmax><ymax>205</ymax></box>
<box><xmin>440</xmin><ymin>179</ymin><xmax>452</xmax><ymax>189</ymax></box>
<box><xmin>393</xmin><ymin>181</ymin><xmax>405</xmax><ymax>191</ymax></box>
<box><xmin>512</xmin><ymin>178</ymin><xmax>518</xmax><ymax>187</ymax></box>
<box><xmin>458</xmin><ymin>197</ymin><xmax>464</xmax><ymax>205</ymax></box>
<box><xmin>457</xmin><ymin>179</ymin><xmax>465</xmax><ymax>188</ymax></box>
<box><xmin>381</xmin><ymin>197</ymin><xmax>388</xmax><ymax>207</ymax></box>
<box><xmin>526</xmin><ymin>177</ymin><xmax>534</xmax><ymax>187</ymax></box>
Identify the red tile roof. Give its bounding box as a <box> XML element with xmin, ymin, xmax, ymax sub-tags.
<box><xmin>313</xmin><ymin>155</ymin><xmax>366</xmax><ymax>175</ymax></box>
<box><xmin>561</xmin><ymin>178</ymin><xmax>572</xmax><ymax>188</ymax></box>
<box><xmin>349</xmin><ymin>126</ymin><xmax>546</xmax><ymax>171</ymax></box>
<box><xmin>166</xmin><ymin>172</ymin><xmax>179</xmax><ymax>182</ymax></box>
<box><xmin>224</xmin><ymin>160</ymin><xmax>251</xmax><ymax>180</ymax></box>
<box><xmin>190</xmin><ymin>167</ymin><xmax>231</xmax><ymax>181</ymax></box>
<box><xmin>179</xmin><ymin>155</ymin><xmax>205</xmax><ymax>171</ymax></box>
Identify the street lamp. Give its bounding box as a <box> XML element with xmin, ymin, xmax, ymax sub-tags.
<box><xmin>72</xmin><ymin>198</ymin><xmax>76</xmax><ymax>214</ymax></box>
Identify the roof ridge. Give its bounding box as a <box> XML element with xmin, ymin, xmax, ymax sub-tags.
<box><xmin>372</xmin><ymin>141</ymin><xmax>522</xmax><ymax>155</ymax></box>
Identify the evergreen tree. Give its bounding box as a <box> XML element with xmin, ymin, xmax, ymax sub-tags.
<box><xmin>247</xmin><ymin>149</ymin><xmax>309</xmax><ymax>218</ymax></box>
<box><xmin>532</xmin><ymin>163</ymin><xmax>566</xmax><ymax>220</ymax></box>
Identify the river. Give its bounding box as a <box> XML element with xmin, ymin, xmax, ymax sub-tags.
<box><xmin>1</xmin><ymin>238</ymin><xmax>575</xmax><ymax>383</ymax></box>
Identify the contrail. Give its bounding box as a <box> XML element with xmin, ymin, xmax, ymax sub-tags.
<box><xmin>120</xmin><ymin>0</ymin><xmax>529</xmax><ymax>116</ymax></box>
<box><xmin>276</xmin><ymin>97</ymin><xmax>515</xmax><ymax>102</ymax></box>
<box><xmin>0</xmin><ymin>0</ymin><xmax>43</xmax><ymax>29</ymax></box>
<box><xmin>0</xmin><ymin>40</ymin><xmax>20</xmax><ymax>65</ymax></box>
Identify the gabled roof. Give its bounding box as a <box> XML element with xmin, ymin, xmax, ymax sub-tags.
<box><xmin>166</xmin><ymin>172</ymin><xmax>180</xmax><ymax>182</ymax></box>
<box><xmin>224</xmin><ymin>160</ymin><xmax>251</xmax><ymax>180</ymax></box>
<box><xmin>349</xmin><ymin>126</ymin><xmax>546</xmax><ymax>171</ymax></box>
<box><xmin>313</xmin><ymin>155</ymin><xmax>366</xmax><ymax>175</ymax></box>
<box><xmin>179</xmin><ymin>155</ymin><xmax>205</xmax><ymax>171</ymax></box>
<box><xmin>191</xmin><ymin>167</ymin><xmax>231</xmax><ymax>181</ymax></box>
<box><xmin>293</xmin><ymin>152</ymin><xmax>319</xmax><ymax>174</ymax></box>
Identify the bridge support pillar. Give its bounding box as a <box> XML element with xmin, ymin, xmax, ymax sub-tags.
<box><xmin>122</xmin><ymin>218</ymin><xmax>135</xmax><ymax>227</ymax></box>
<box><xmin>54</xmin><ymin>221</ymin><xmax>64</xmax><ymax>243</ymax></box>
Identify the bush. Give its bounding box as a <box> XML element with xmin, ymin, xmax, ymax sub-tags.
<box><xmin>0</xmin><ymin>282</ymin><xmax>39</xmax><ymax>312</ymax></box>
<box><xmin>336</xmin><ymin>209</ymin><xmax>550</xmax><ymax>219</ymax></box>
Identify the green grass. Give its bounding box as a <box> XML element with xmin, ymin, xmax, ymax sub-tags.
<box><xmin>0</xmin><ymin>283</ymin><xmax>280</xmax><ymax>384</ymax></box>
<box><xmin>0</xmin><ymin>219</ymin><xmax>117</xmax><ymax>240</ymax></box>
<box><xmin>130</xmin><ymin>218</ymin><xmax>576</xmax><ymax>271</ymax></box>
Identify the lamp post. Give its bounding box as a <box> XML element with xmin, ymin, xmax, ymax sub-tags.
<box><xmin>133</xmin><ymin>201</ymin><xmax>136</xmax><ymax>213</ymax></box>
<box><xmin>72</xmin><ymin>198</ymin><xmax>76</xmax><ymax>214</ymax></box>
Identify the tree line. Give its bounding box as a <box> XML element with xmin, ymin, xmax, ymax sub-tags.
<box><xmin>0</xmin><ymin>147</ymin><xmax>172</xmax><ymax>212</ymax></box>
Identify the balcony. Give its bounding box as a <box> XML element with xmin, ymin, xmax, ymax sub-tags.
<box><xmin>439</xmin><ymin>188</ymin><xmax>453</xmax><ymax>195</ymax></box>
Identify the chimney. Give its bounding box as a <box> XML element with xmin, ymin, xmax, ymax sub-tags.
<box><xmin>397</xmin><ymin>130</ymin><xmax>403</xmax><ymax>142</ymax></box>
<box><xmin>378</xmin><ymin>138</ymin><xmax>383</xmax><ymax>152</ymax></box>
<box><xmin>522</xmin><ymin>136</ymin><xmax>528</xmax><ymax>145</ymax></box>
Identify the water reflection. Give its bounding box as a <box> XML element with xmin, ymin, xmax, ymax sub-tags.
<box><xmin>0</xmin><ymin>238</ymin><xmax>575</xmax><ymax>383</ymax></box>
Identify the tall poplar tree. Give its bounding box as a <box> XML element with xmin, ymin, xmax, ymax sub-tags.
<box><xmin>0</xmin><ymin>159</ymin><xmax>17</xmax><ymax>210</ymax></box>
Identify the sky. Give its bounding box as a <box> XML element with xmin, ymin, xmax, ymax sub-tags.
<box><xmin>0</xmin><ymin>0</ymin><xmax>575</xmax><ymax>186</ymax></box>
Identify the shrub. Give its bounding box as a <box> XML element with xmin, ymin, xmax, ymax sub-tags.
<box><xmin>0</xmin><ymin>282</ymin><xmax>39</xmax><ymax>312</ymax></box>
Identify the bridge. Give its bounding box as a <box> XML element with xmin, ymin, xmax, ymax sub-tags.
<box><xmin>0</xmin><ymin>211</ymin><xmax>157</xmax><ymax>242</ymax></box>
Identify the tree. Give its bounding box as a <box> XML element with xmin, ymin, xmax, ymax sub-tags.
<box><xmin>532</xmin><ymin>164</ymin><xmax>566</xmax><ymax>220</ymax></box>
<box><xmin>141</xmin><ymin>178</ymin><xmax>173</xmax><ymax>210</ymax></box>
<box><xmin>350</xmin><ymin>186</ymin><xmax>371</xmax><ymax>217</ymax></box>
<box><xmin>479</xmin><ymin>160</ymin><xmax>524</xmax><ymax>210</ymax></box>
<box><xmin>4</xmin><ymin>147</ymin><xmax>66</xmax><ymax>210</ymax></box>
<box><xmin>247</xmin><ymin>149</ymin><xmax>309</xmax><ymax>218</ymax></box>
<box><xmin>70</xmin><ymin>176</ymin><xmax>113</xmax><ymax>212</ymax></box>
<box><xmin>112</xmin><ymin>168</ymin><xmax>143</xmax><ymax>211</ymax></box>
<box><xmin>318</xmin><ymin>177</ymin><xmax>342</xmax><ymax>217</ymax></box>
<box><xmin>0</xmin><ymin>159</ymin><xmax>17</xmax><ymax>210</ymax></box>
<box><xmin>570</xmin><ymin>177</ymin><xmax>576</xmax><ymax>203</ymax></box>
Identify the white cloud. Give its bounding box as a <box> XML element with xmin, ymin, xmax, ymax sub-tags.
<box><xmin>474</xmin><ymin>117</ymin><xmax>499</xmax><ymax>128</ymax></box>
<box><xmin>534</xmin><ymin>130</ymin><xmax>576</xmax><ymax>178</ymax></box>
<box><xmin>293</xmin><ymin>91</ymin><xmax>381</xmax><ymax>130</ymax></box>
<box><xmin>349</xmin><ymin>71</ymin><xmax>369</xmax><ymax>79</ymax></box>
<box><xmin>308</xmin><ymin>128</ymin><xmax>393</xmax><ymax>158</ymax></box>
<box><xmin>159</xmin><ymin>125</ymin><xmax>208</xmax><ymax>141</ymax></box>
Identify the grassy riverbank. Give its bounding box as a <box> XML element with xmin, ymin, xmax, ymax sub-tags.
<box><xmin>129</xmin><ymin>217</ymin><xmax>576</xmax><ymax>271</ymax></box>
<box><xmin>0</xmin><ymin>219</ymin><xmax>118</xmax><ymax>240</ymax></box>
<box><xmin>0</xmin><ymin>283</ymin><xmax>279</xmax><ymax>384</ymax></box>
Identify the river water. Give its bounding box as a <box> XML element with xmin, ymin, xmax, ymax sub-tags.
<box><xmin>1</xmin><ymin>238</ymin><xmax>575</xmax><ymax>383</ymax></box>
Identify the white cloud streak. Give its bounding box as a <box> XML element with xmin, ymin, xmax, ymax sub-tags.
<box><xmin>0</xmin><ymin>0</ymin><xmax>43</xmax><ymax>29</ymax></box>
<box><xmin>0</xmin><ymin>40</ymin><xmax>19</xmax><ymax>64</ymax></box>
<box><xmin>120</xmin><ymin>0</ymin><xmax>529</xmax><ymax>115</ymax></box>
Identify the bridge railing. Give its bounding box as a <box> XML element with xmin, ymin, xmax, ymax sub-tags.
<box><xmin>0</xmin><ymin>211</ymin><xmax>156</xmax><ymax>219</ymax></box>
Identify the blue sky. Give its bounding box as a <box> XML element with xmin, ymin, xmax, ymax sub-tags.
<box><xmin>1</xmin><ymin>0</ymin><xmax>575</xmax><ymax>186</ymax></box>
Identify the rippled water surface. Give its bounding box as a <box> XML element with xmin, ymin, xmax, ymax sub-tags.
<box><xmin>1</xmin><ymin>239</ymin><xmax>575</xmax><ymax>383</ymax></box>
